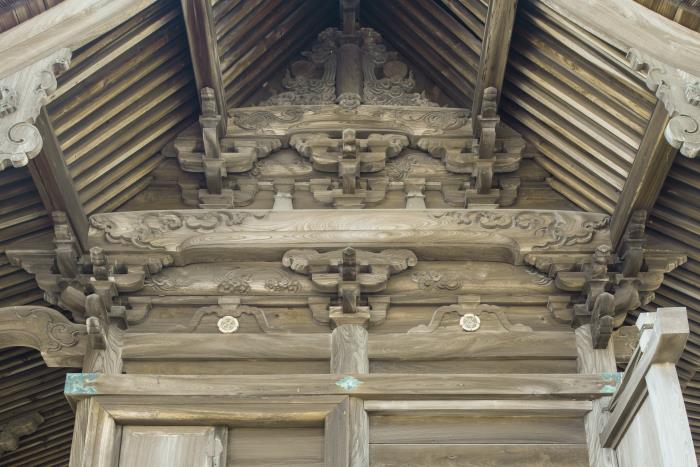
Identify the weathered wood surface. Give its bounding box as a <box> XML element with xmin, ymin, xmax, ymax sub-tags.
<box><xmin>332</xmin><ymin>325</ymin><xmax>369</xmax><ymax>374</ymax></box>
<box><xmin>0</xmin><ymin>305</ymin><xmax>86</xmax><ymax>367</ymax></box>
<box><xmin>181</xmin><ymin>0</ymin><xmax>226</xmax><ymax>135</ymax></box>
<box><xmin>120</xmin><ymin>331</ymin><xmax>577</xmax><ymax>362</ymax></box>
<box><xmin>369</xmin><ymin>414</ymin><xmax>584</xmax><ymax>444</ymax></box>
<box><xmin>576</xmin><ymin>324</ymin><xmax>616</xmax><ymax>467</ymax></box>
<box><xmin>601</xmin><ymin>307</ymin><xmax>689</xmax><ymax>447</ymax></box>
<box><xmin>86</xmin><ymin>209</ymin><xmax>610</xmax><ymax>265</ymax></box>
<box><xmin>118</xmin><ymin>426</ymin><xmax>216</xmax><ymax>467</ymax></box>
<box><xmin>0</xmin><ymin>0</ymin><xmax>158</xmax><ymax>79</ymax></box>
<box><xmin>610</xmin><ymin>101</ymin><xmax>676</xmax><ymax>248</ymax></box>
<box><xmin>29</xmin><ymin>108</ymin><xmax>88</xmax><ymax>249</ymax></box>
<box><xmin>363</xmin><ymin>399</ymin><xmax>592</xmax><ymax>415</ymax></box>
<box><xmin>65</xmin><ymin>373</ymin><xmax>620</xmax><ymax>400</ymax></box>
<box><xmin>228</xmin><ymin>427</ymin><xmax>324</xmax><ymax>467</ymax></box>
<box><xmin>472</xmin><ymin>0</ymin><xmax>517</xmax><ymax>127</ymax></box>
<box><xmin>369</xmin><ymin>444</ymin><xmax>588</xmax><ymax>467</ymax></box>
<box><xmin>602</xmin><ymin>308</ymin><xmax>695</xmax><ymax>466</ymax></box>
<box><xmin>539</xmin><ymin>0</ymin><xmax>700</xmax><ymax>76</ymax></box>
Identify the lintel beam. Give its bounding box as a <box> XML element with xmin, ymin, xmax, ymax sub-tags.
<box><xmin>64</xmin><ymin>372</ymin><xmax>621</xmax><ymax>401</ymax></box>
<box><xmin>610</xmin><ymin>101</ymin><xmax>677</xmax><ymax>248</ymax></box>
<box><xmin>181</xmin><ymin>0</ymin><xmax>227</xmax><ymax>135</ymax></box>
<box><xmin>28</xmin><ymin>107</ymin><xmax>89</xmax><ymax>250</ymax></box>
<box><xmin>471</xmin><ymin>0</ymin><xmax>518</xmax><ymax>132</ymax></box>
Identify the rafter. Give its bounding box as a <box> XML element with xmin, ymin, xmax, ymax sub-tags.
<box><xmin>610</xmin><ymin>101</ymin><xmax>677</xmax><ymax>248</ymax></box>
<box><xmin>27</xmin><ymin>107</ymin><xmax>88</xmax><ymax>250</ymax></box>
<box><xmin>471</xmin><ymin>0</ymin><xmax>518</xmax><ymax>132</ymax></box>
<box><xmin>181</xmin><ymin>0</ymin><xmax>227</xmax><ymax>135</ymax></box>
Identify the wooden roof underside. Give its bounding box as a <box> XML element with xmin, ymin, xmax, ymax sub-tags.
<box><xmin>1</xmin><ymin>0</ymin><xmax>700</xmax><ymax>464</ymax></box>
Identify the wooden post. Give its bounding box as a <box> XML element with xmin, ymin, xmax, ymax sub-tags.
<box><xmin>181</xmin><ymin>0</ymin><xmax>227</xmax><ymax>135</ymax></box>
<box><xmin>471</xmin><ymin>0</ymin><xmax>518</xmax><ymax>134</ymax></box>
<box><xmin>610</xmin><ymin>101</ymin><xmax>676</xmax><ymax>248</ymax></box>
<box><xmin>330</xmin><ymin>325</ymin><xmax>369</xmax><ymax>467</ymax></box>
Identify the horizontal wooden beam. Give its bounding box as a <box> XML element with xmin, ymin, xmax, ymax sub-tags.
<box><xmin>539</xmin><ymin>0</ymin><xmax>700</xmax><ymax>76</ymax></box>
<box><xmin>363</xmin><ymin>399</ymin><xmax>592</xmax><ymax>415</ymax></box>
<box><xmin>64</xmin><ymin>372</ymin><xmax>621</xmax><ymax>400</ymax></box>
<box><xmin>121</xmin><ymin>331</ymin><xmax>578</xmax><ymax>361</ymax></box>
<box><xmin>0</xmin><ymin>0</ymin><xmax>158</xmax><ymax>79</ymax></box>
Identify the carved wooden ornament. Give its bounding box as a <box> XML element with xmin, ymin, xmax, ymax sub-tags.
<box><xmin>0</xmin><ymin>48</ymin><xmax>70</xmax><ymax>170</ymax></box>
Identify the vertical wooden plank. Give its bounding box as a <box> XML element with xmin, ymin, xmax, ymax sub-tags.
<box><xmin>576</xmin><ymin>324</ymin><xmax>616</xmax><ymax>467</ymax></box>
<box><xmin>645</xmin><ymin>363</ymin><xmax>696</xmax><ymax>466</ymax></box>
<box><xmin>181</xmin><ymin>0</ymin><xmax>226</xmax><ymax>134</ymax></box>
<box><xmin>471</xmin><ymin>0</ymin><xmax>518</xmax><ymax>133</ymax></box>
<box><xmin>610</xmin><ymin>101</ymin><xmax>676</xmax><ymax>248</ymax></box>
<box><xmin>325</xmin><ymin>398</ymin><xmax>350</xmax><ymax>467</ymax></box>
<box><xmin>29</xmin><ymin>106</ymin><xmax>88</xmax><ymax>249</ymax></box>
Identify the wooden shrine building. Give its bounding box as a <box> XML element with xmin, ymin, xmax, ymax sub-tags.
<box><xmin>1</xmin><ymin>0</ymin><xmax>700</xmax><ymax>465</ymax></box>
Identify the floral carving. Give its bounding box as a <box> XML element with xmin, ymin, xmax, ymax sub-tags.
<box><xmin>411</xmin><ymin>271</ymin><xmax>463</xmax><ymax>291</ymax></box>
<box><xmin>217</xmin><ymin>273</ymin><xmax>252</xmax><ymax>294</ymax></box>
<box><xmin>264</xmin><ymin>278</ymin><xmax>302</xmax><ymax>293</ymax></box>
<box><xmin>408</xmin><ymin>304</ymin><xmax>532</xmax><ymax>333</ymax></box>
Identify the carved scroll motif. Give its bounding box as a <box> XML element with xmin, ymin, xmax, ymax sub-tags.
<box><xmin>434</xmin><ymin>211</ymin><xmax>610</xmax><ymax>250</ymax></box>
<box><xmin>408</xmin><ymin>303</ymin><xmax>533</xmax><ymax>333</ymax></box>
<box><xmin>90</xmin><ymin>211</ymin><xmax>264</xmax><ymax>250</ymax></box>
<box><xmin>628</xmin><ymin>49</ymin><xmax>700</xmax><ymax>157</ymax></box>
<box><xmin>0</xmin><ymin>48</ymin><xmax>71</xmax><ymax>170</ymax></box>
<box><xmin>0</xmin><ymin>306</ymin><xmax>86</xmax><ymax>367</ymax></box>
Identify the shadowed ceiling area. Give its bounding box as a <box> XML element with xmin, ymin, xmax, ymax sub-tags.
<box><xmin>1</xmin><ymin>0</ymin><xmax>700</xmax><ymax>464</ymax></box>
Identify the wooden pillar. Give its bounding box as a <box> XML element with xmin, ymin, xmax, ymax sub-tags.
<box><xmin>329</xmin><ymin>325</ymin><xmax>369</xmax><ymax>467</ymax></box>
<box><xmin>272</xmin><ymin>179</ymin><xmax>295</xmax><ymax>210</ymax></box>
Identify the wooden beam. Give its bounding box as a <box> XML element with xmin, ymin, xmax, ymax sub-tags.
<box><xmin>610</xmin><ymin>101</ymin><xmax>677</xmax><ymax>248</ymax></box>
<box><xmin>28</xmin><ymin>107</ymin><xmax>89</xmax><ymax>250</ymax></box>
<box><xmin>538</xmin><ymin>0</ymin><xmax>700</xmax><ymax>77</ymax></box>
<box><xmin>0</xmin><ymin>0</ymin><xmax>158</xmax><ymax>79</ymax></box>
<box><xmin>64</xmin><ymin>372</ymin><xmax>621</xmax><ymax>400</ymax></box>
<box><xmin>471</xmin><ymin>0</ymin><xmax>518</xmax><ymax>130</ymax></box>
<box><xmin>181</xmin><ymin>0</ymin><xmax>227</xmax><ymax>134</ymax></box>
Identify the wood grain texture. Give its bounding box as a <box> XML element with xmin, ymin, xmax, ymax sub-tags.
<box><xmin>369</xmin><ymin>443</ymin><xmax>588</xmax><ymax>467</ymax></box>
<box><xmin>472</xmin><ymin>0</ymin><xmax>517</xmax><ymax>125</ymax></box>
<box><xmin>67</xmin><ymin>373</ymin><xmax>620</xmax><ymax>400</ymax></box>
<box><xmin>575</xmin><ymin>324</ymin><xmax>617</xmax><ymax>467</ymax></box>
<box><xmin>118</xmin><ymin>425</ymin><xmax>216</xmax><ymax>467</ymax></box>
<box><xmin>0</xmin><ymin>0</ymin><xmax>158</xmax><ymax>78</ymax></box>
<box><xmin>331</xmin><ymin>325</ymin><xmax>369</xmax><ymax>375</ymax></box>
<box><xmin>610</xmin><ymin>101</ymin><xmax>676</xmax><ymax>248</ymax></box>
<box><xmin>539</xmin><ymin>0</ymin><xmax>700</xmax><ymax>76</ymax></box>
